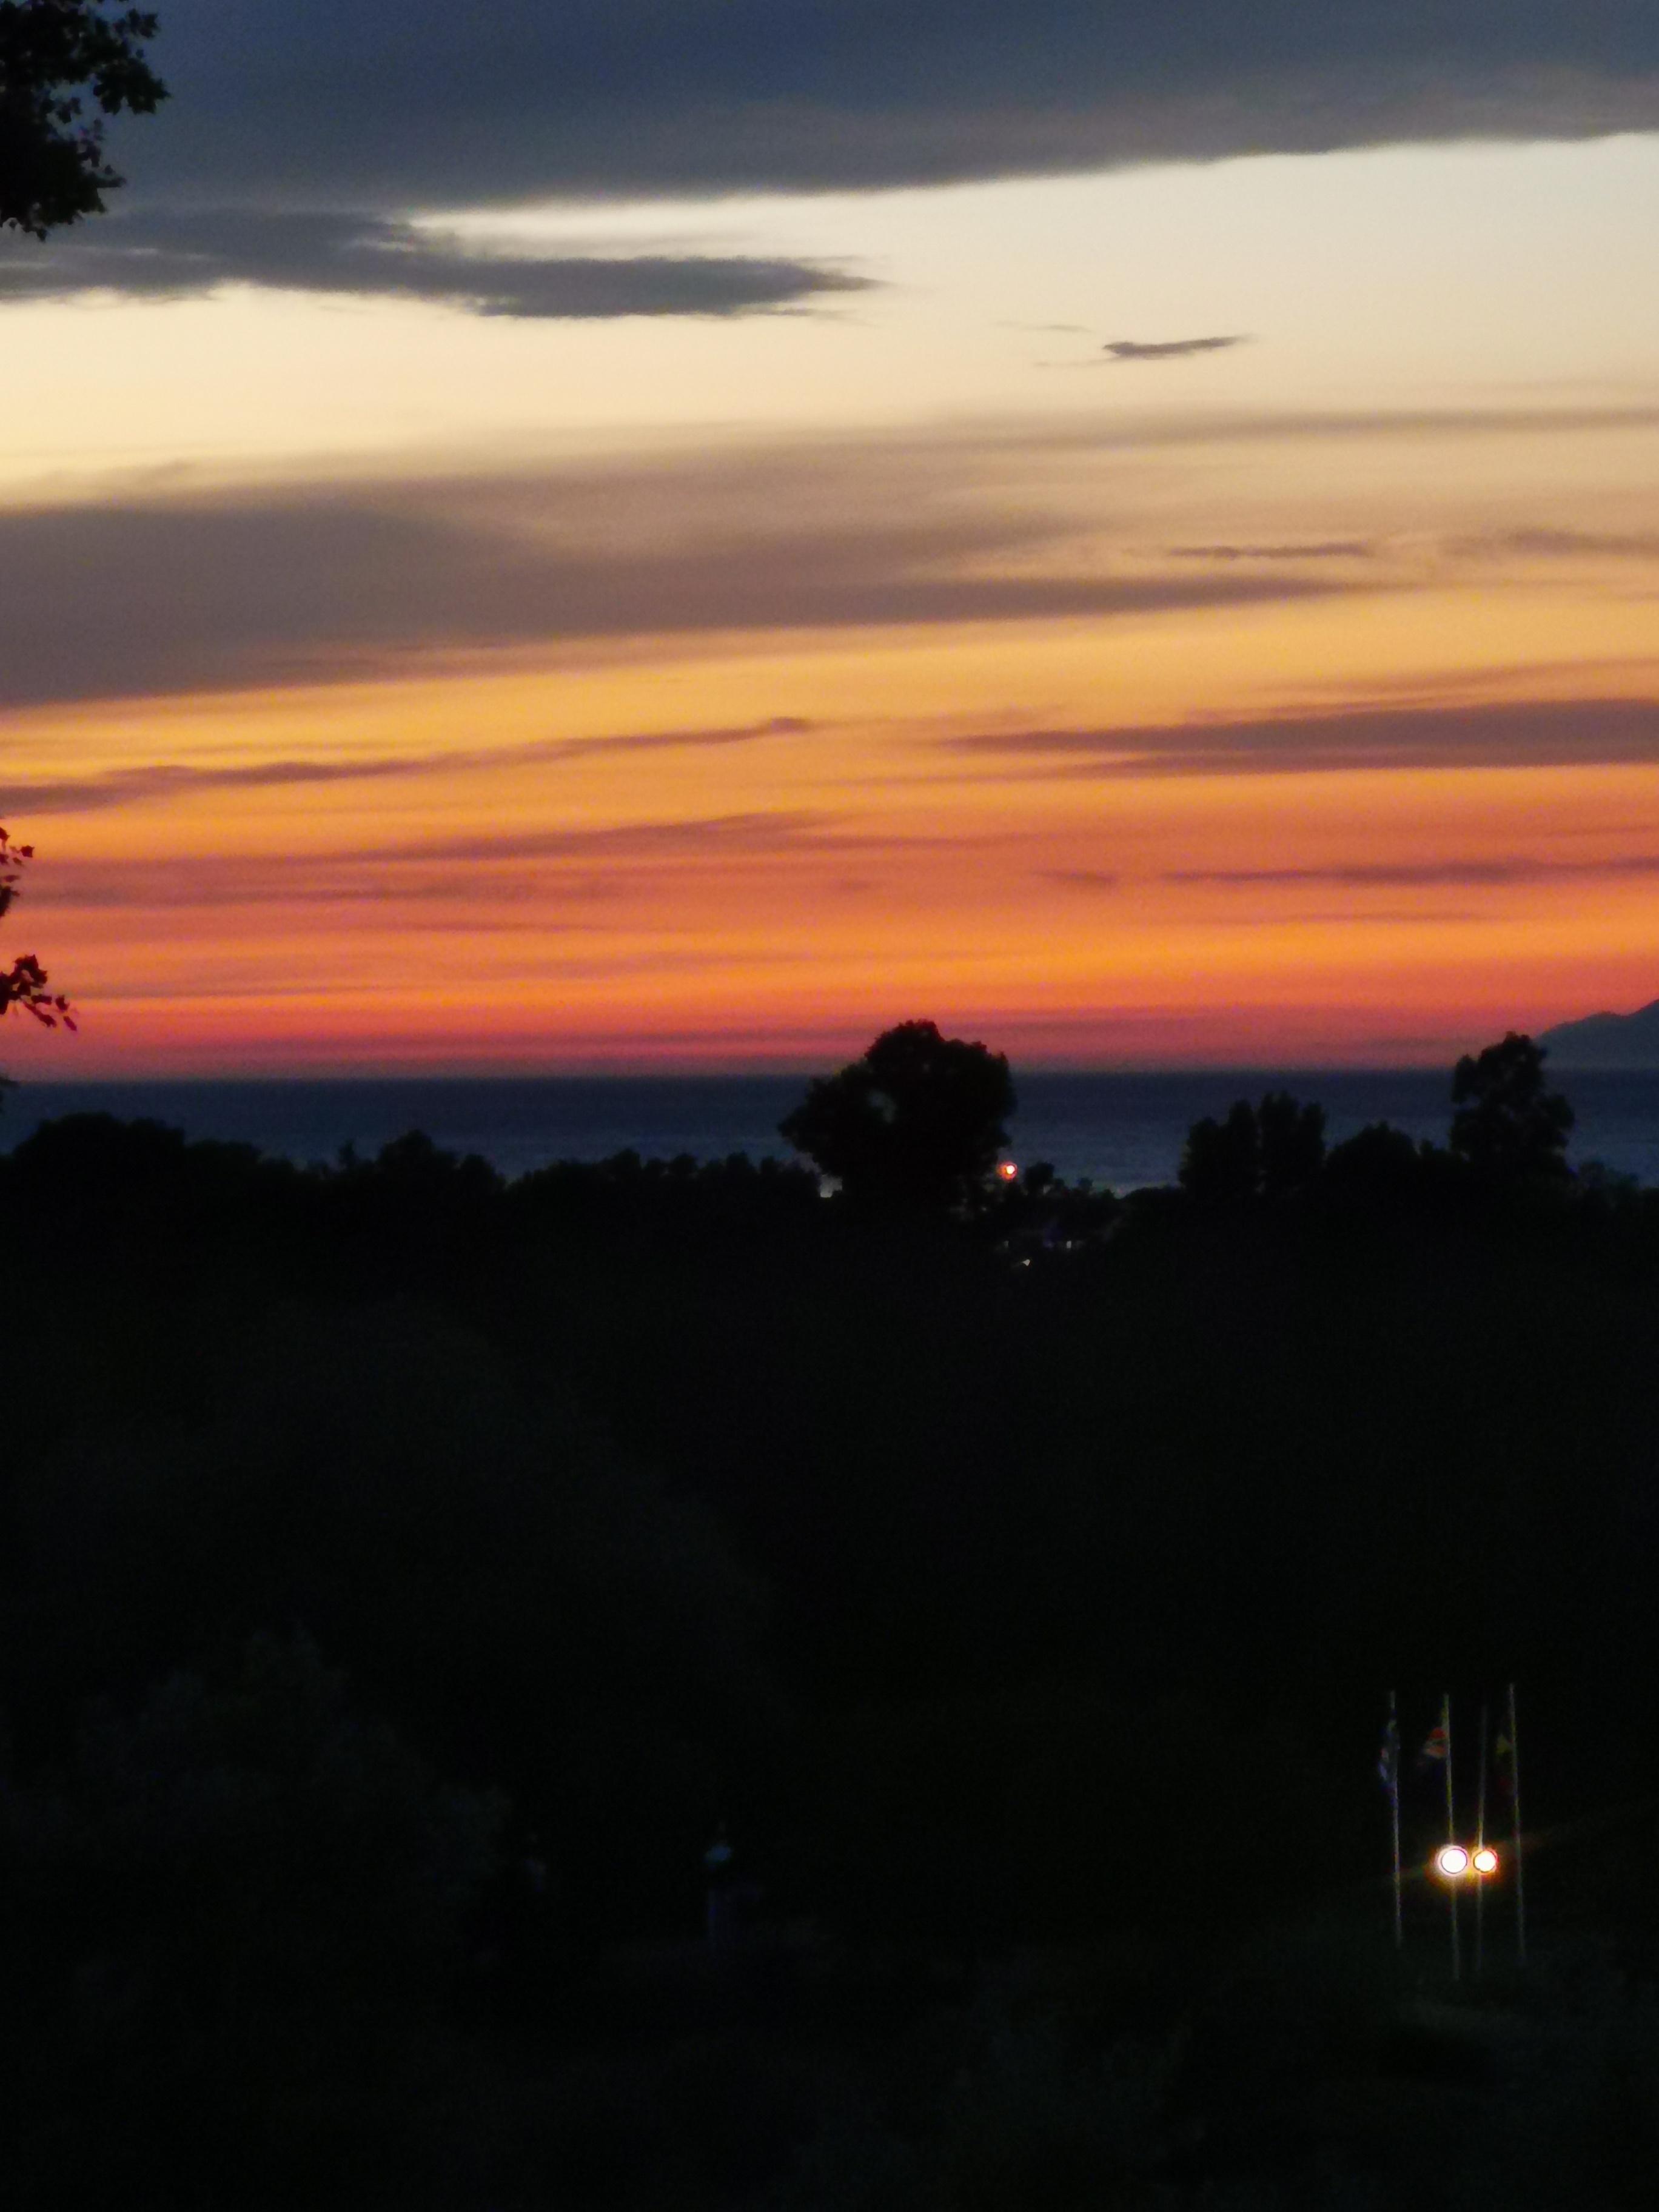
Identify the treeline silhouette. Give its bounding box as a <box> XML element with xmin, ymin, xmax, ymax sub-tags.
<box><xmin>4</xmin><ymin>1025</ymin><xmax>1659</xmax><ymax>2207</ymax></box>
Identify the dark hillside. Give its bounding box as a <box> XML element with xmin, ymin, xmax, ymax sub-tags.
<box><xmin>2</xmin><ymin>1048</ymin><xmax>1658</xmax><ymax>2205</ymax></box>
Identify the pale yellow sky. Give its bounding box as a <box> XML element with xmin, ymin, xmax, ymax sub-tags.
<box><xmin>6</xmin><ymin>137</ymin><xmax>1659</xmax><ymax>481</ymax></box>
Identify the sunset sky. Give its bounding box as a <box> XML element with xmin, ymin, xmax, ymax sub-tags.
<box><xmin>3</xmin><ymin>3</ymin><xmax>1659</xmax><ymax>1074</ymax></box>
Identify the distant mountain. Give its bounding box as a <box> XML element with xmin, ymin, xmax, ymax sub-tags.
<box><xmin>1541</xmin><ymin>997</ymin><xmax>1659</xmax><ymax>1068</ymax></box>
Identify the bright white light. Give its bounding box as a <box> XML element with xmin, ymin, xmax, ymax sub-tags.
<box><xmin>997</xmin><ymin>1161</ymin><xmax>1019</xmax><ymax>1181</ymax></box>
<box><xmin>1472</xmin><ymin>1846</ymin><xmax>1500</xmax><ymax>1875</ymax></box>
<box><xmin>1436</xmin><ymin>1844</ymin><xmax>1470</xmax><ymax>1879</ymax></box>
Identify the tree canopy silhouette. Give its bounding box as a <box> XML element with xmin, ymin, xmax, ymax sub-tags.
<box><xmin>0</xmin><ymin>0</ymin><xmax>166</xmax><ymax>236</ymax></box>
<box><xmin>780</xmin><ymin>1018</ymin><xmax>1015</xmax><ymax>1212</ymax></box>
<box><xmin>1179</xmin><ymin>1091</ymin><xmax>1325</xmax><ymax>1204</ymax></box>
<box><xmin>1450</xmin><ymin>1030</ymin><xmax>1574</xmax><ymax>1182</ymax></box>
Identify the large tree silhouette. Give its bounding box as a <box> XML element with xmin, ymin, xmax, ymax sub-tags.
<box><xmin>1450</xmin><ymin>1030</ymin><xmax>1574</xmax><ymax>1183</ymax></box>
<box><xmin>1</xmin><ymin>0</ymin><xmax>166</xmax><ymax>236</ymax></box>
<box><xmin>780</xmin><ymin>1018</ymin><xmax>1014</xmax><ymax>1212</ymax></box>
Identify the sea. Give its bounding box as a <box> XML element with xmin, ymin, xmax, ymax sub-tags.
<box><xmin>5</xmin><ymin>1069</ymin><xmax>1659</xmax><ymax>1191</ymax></box>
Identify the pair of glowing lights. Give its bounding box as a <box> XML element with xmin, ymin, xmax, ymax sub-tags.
<box><xmin>1435</xmin><ymin>1843</ymin><xmax>1501</xmax><ymax>1880</ymax></box>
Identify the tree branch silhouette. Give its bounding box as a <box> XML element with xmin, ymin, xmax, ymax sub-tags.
<box><xmin>1</xmin><ymin>830</ymin><xmax>76</xmax><ymax>1039</ymax></box>
<box><xmin>1</xmin><ymin>0</ymin><xmax>167</xmax><ymax>236</ymax></box>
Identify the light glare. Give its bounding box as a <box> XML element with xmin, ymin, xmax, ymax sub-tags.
<box><xmin>1436</xmin><ymin>1844</ymin><xmax>1470</xmax><ymax>1879</ymax></box>
<box><xmin>1472</xmin><ymin>1846</ymin><xmax>1500</xmax><ymax>1875</ymax></box>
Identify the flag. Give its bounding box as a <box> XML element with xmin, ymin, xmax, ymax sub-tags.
<box><xmin>1378</xmin><ymin>1715</ymin><xmax>1399</xmax><ymax>1792</ymax></box>
<box><xmin>1418</xmin><ymin>1722</ymin><xmax>1449</xmax><ymax>1767</ymax></box>
<box><xmin>1493</xmin><ymin>1727</ymin><xmax>1515</xmax><ymax>1795</ymax></box>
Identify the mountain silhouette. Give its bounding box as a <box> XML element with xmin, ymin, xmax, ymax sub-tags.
<box><xmin>1540</xmin><ymin>996</ymin><xmax>1659</xmax><ymax>1067</ymax></box>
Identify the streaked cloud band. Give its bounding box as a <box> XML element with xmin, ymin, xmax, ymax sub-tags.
<box><xmin>0</xmin><ymin>208</ymin><xmax>871</xmax><ymax>320</ymax></box>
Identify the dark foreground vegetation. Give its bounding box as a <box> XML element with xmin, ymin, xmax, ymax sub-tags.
<box><xmin>4</xmin><ymin>1024</ymin><xmax>1659</xmax><ymax>2208</ymax></box>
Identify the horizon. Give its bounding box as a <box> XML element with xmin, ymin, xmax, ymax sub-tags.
<box><xmin>2</xmin><ymin>1051</ymin><xmax>1631</xmax><ymax>1092</ymax></box>
<box><xmin>2</xmin><ymin>1019</ymin><xmax>1644</xmax><ymax>1084</ymax></box>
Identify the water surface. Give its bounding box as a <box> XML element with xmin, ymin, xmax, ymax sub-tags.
<box><xmin>7</xmin><ymin>1068</ymin><xmax>1658</xmax><ymax>1189</ymax></box>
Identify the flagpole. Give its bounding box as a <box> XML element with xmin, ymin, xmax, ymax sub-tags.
<box><xmin>1388</xmin><ymin>1691</ymin><xmax>1403</xmax><ymax>1951</ymax></box>
<box><xmin>1443</xmin><ymin>1693</ymin><xmax>1460</xmax><ymax>1982</ymax></box>
<box><xmin>1508</xmin><ymin>1681</ymin><xmax>1527</xmax><ymax>1971</ymax></box>
<box><xmin>1474</xmin><ymin>1698</ymin><xmax>1488</xmax><ymax>1982</ymax></box>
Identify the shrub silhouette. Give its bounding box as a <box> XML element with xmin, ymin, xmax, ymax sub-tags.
<box><xmin>0</xmin><ymin>1632</ymin><xmax>501</xmax><ymax>2204</ymax></box>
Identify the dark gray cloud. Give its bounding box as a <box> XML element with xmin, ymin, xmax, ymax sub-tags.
<box><xmin>354</xmin><ymin>813</ymin><xmax>982</xmax><ymax>867</ymax></box>
<box><xmin>97</xmin><ymin>2</ymin><xmax>1659</xmax><ymax>209</ymax></box>
<box><xmin>1049</xmin><ymin>853</ymin><xmax>1659</xmax><ymax>894</ymax></box>
<box><xmin>1104</xmin><ymin>337</ymin><xmax>1247</xmax><ymax>362</ymax></box>
<box><xmin>1166</xmin><ymin>541</ymin><xmax>1376</xmax><ymax>561</ymax></box>
<box><xmin>0</xmin><ymin>719</ymin><xmax>809</xmax><ymax>817</ymax></box>
<box><xmin>33</xmin><ymin>860</ymin><xmax>602</xmax><ymax>914</ymax></box>
<box><xmin>1168</xmin><ymin>855</ymin><xmax>1659</xmax><ymax>886</ymax></box>
<box><xmin>347</xmin><ymin>813</ymin><xmax>846</xmax><ymax>866</ymax></box>
<box><xmin>948</xmin><ymin>696</ymin><xmax>1659</xmax><ymax>777</ymax></box>
<box><xmin>0</xmin><ymin>452</ymin><xmax>1342</xmax><ymax>709</ymax></box>
<box><xmin>0</xmin><ymin>206</ymin><xmax>869</xmax><ymax>317</ymax></box>
<box><xmin>1008</xmin><ymin>404</ymin><xmax>1659</xmax><ymax>451</ymax></box>
<box><xmin>1074</xmin><ymin>407</ymin><xmax>1659</xmax><ymax>449</ymax></box>
<box><xmin>1278</xmin><ymin>653</ymin><xmax>1659</xmax><ymax>709</ymax></box>
<box><xmin>28</xmin><ymin>809</ymin><xmax>960</xmax><ymax>914</ymax></box>
<box><xmin>4</xmin><ymin>409</ymin><xmax>1654</xmax><ymax>712</ymax></box>
<box><xmin>1259</xmin><ymin>908</ymin><xmax>1486</xmax><ymax>924</ymax></box>
<box><xmin>88</xmin><ymin>938</ymin><xmax>787</xmax><ymax>986</ymax></box>
<box><xmin>1447</xmin><ymin>527</ymin><xmax>1659</xmax><ymax>561</ymax></box>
